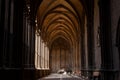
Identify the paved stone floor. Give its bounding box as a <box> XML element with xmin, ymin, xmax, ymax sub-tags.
<box><xmin>39</xmin><ymin>73</ymin><xmax>88</xmax><ymax>80</ymax></box>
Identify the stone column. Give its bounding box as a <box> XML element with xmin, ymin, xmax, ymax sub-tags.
<box><xmin>99</xmin><ymin>0</ymin><xmax>114</xmax><ymax>79</ymax></box>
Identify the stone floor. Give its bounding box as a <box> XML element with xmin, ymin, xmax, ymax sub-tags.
<box><xmin>39</xmin><ymin>73</ymin><xmax>88</xmax><ymax>80</ymax></box>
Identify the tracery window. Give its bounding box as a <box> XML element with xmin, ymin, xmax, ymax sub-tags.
<box><xmin>35</xmin><ymin>30</ymin><xmax>49</xmax><ymax>70</ymax></box>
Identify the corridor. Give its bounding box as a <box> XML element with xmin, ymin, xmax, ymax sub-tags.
<box><xmin>1</xmin><ymin>0</ymin><xmax>120</xmax><ymax>80</ymax></box>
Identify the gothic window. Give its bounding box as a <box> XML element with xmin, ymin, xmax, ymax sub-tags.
<box><xmin>35</xmin><ymin>30</ymin><xmax>49</xmax><ymax>70</ymax></box>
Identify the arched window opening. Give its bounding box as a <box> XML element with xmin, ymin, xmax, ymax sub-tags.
<box><xmin>35</xmin><ymin>17</ymin><xmax>49</xmax><ymax>70</ymax></box>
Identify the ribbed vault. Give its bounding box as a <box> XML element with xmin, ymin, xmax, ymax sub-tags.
<box><xmin>36</xmin><ymin>0</ymin><xmax>85</xmax><ymax>72</ymax></box>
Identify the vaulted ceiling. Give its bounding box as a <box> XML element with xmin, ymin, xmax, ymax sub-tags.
<box><xmin>36</xmin><ymin>0</ymin><xmax>85</xmax><ymax>48</ymax></box>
